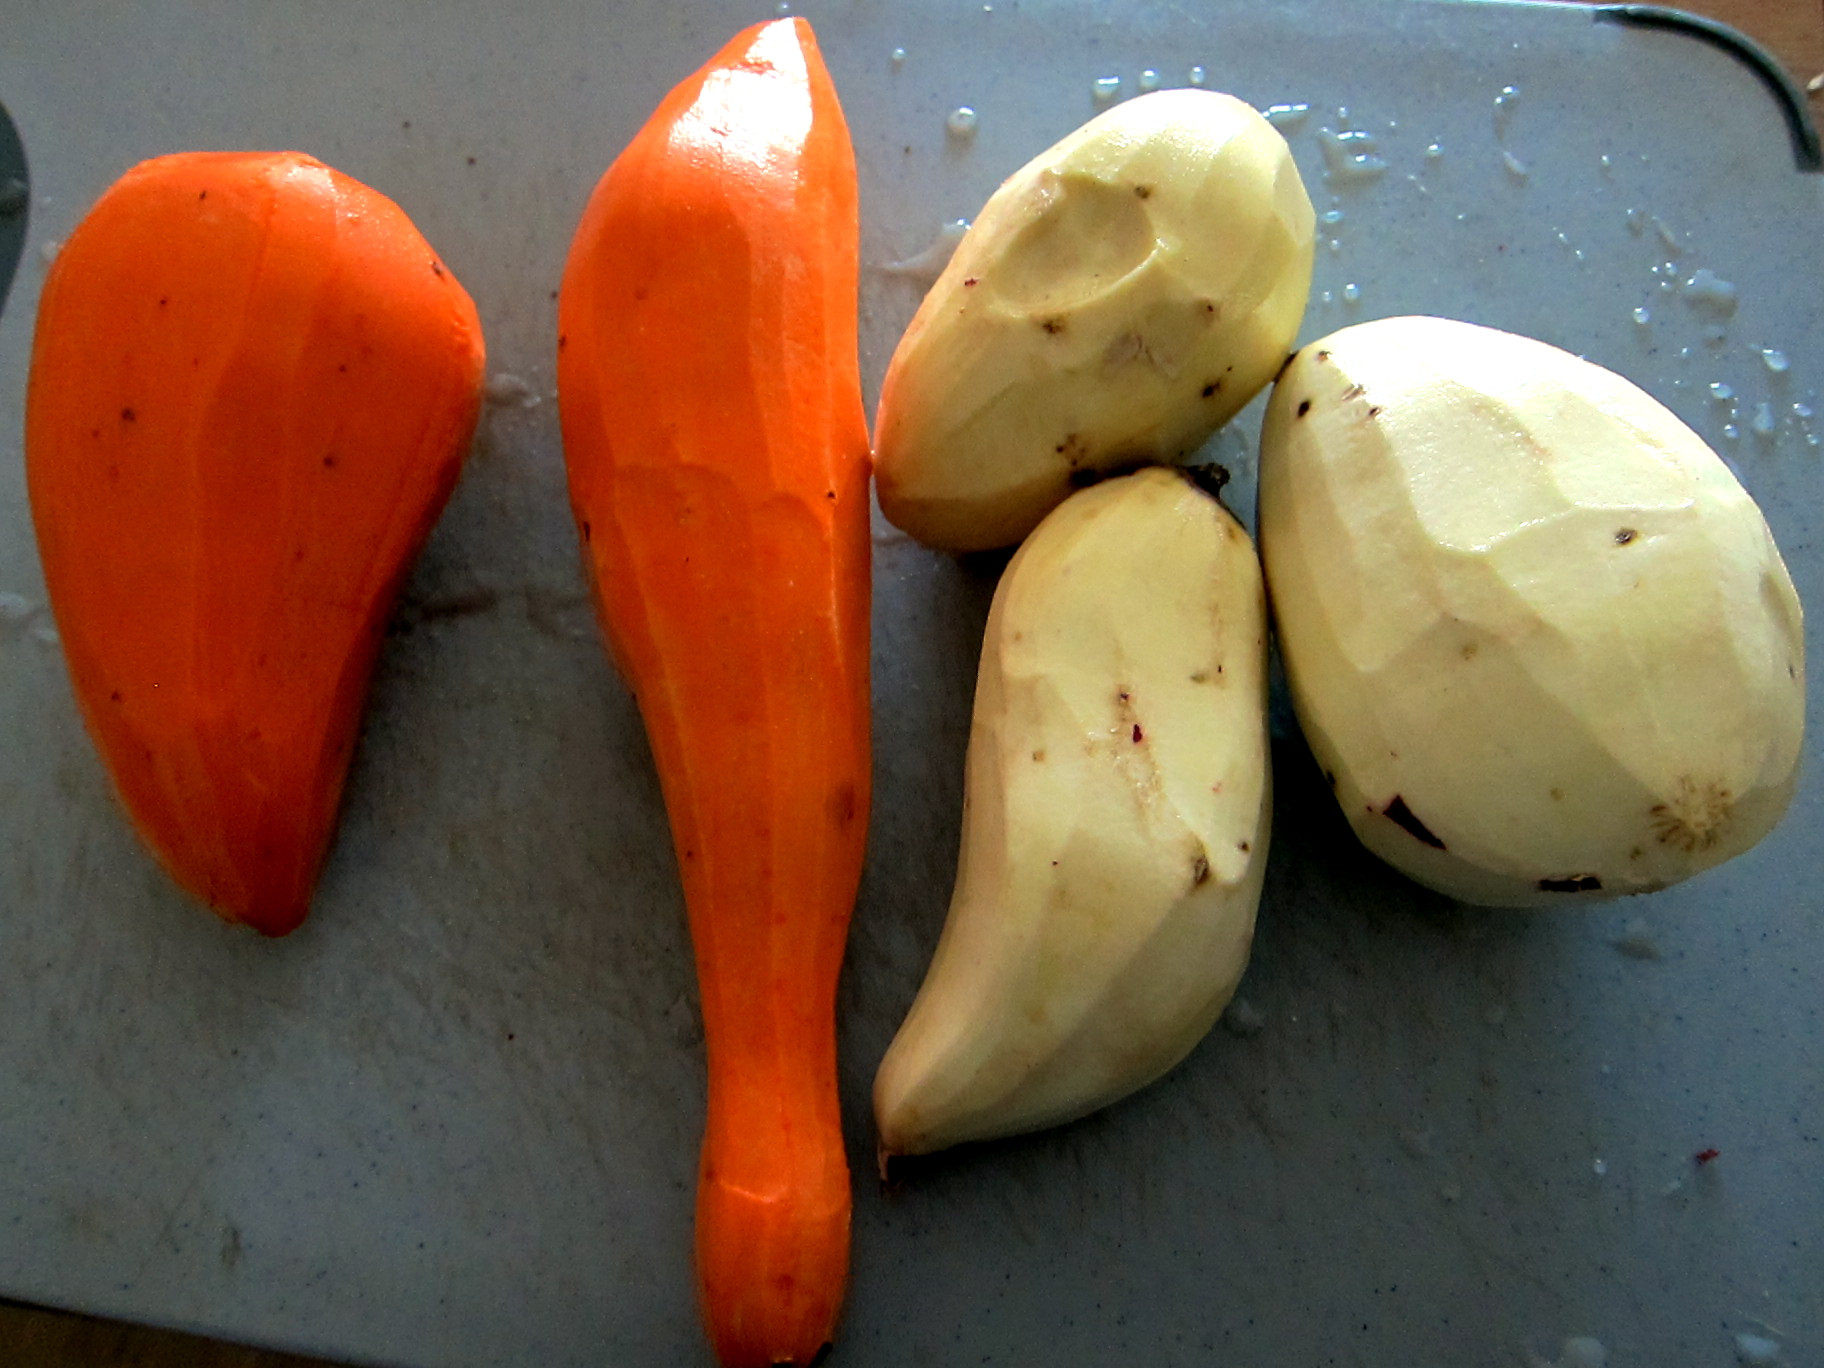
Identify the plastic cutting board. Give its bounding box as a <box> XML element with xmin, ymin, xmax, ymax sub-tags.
<box><xmin>0</xmin><ymin>2</ymin><xmax>1819</xmax><ymax>1364</ymax></box>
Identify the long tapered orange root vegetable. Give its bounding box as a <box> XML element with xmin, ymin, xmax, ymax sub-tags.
<box><xmin>25</xmin><ymin>151</ymin><xmax>485</xmax><ymax>936</ymax></box>
<box><xmin>556</xmin><ymin>19</ymin><xmax>871</xmax><ymax>1367</ymax></box>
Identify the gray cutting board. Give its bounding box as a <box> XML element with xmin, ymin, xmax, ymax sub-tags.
<box><xmin>1</xmin><ymin>2</ymin><xmax>1819</xmax><ymax>1365</ymax></box>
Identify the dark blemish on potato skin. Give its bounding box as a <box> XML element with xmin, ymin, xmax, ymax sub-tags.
<box><xmin>1192</xmin><ymin>853</ymin><xmax>1211</xmax><ymax>886</ymax></box>
<box><xmin>1538</xmin><ymin>874</ymin><xmax>1602</xmax><ymax>893</ymax></box>
<box><xmin>1132</xmin><ymin>723</ymin><xmax>1144</xmax><ymax>743</ymax></box>
<box><xmin>1316</xmin><ymin>349</ymin><xmax>1330</xmax><ymax>361</ymax></box>
<box><xmin>322</xmin><ymin>454</ymin><xmax>338</xmax><ymax>469</ymax></box>
<box><xmin>1031</xmin><ymin>750</ymin><xmax>1046</xmax><ymax>762</ymax></box>
<box><xmin>1615</xmin><ymin>528</ymin><xmax>1638</xmax><ymax>545</ymax></box>
<box><xmin>431</xmin><ymin>260</ymin><xmax>445</xmax><ymax>278</ymax></box>
<box><xmin>1040</xmin><ymin>317</ymin><xmax>1065</xmax><ymax>335</ymax></box>
<box><xmin>1368</xmin><ymin>406</ymin><xmax>1383</xmax><ymax>418</ymax></box>
<box><xmin>1342</xmin><ymin>383</ymin><xmax>1365</xmax><ymax>401</ymax></box>
<box><xmin>1133</xmin><ymin>184</ymin><xmax>1153</xmax><ymax>199</ymax></box>
<box><xmin>581</xmin><ymin>520</ymin><xmax>592</xmax><ymax>544</ymax></box>
<box><xmin>120</xmin><ymin>407</ymin><xmax>137</xmax><ymax>423</ymax></box>
<box><xmin>1237</xmin><ymin>841</ymin><xmax>1250</xmax><ymax>853</ymax></box>
<box><xmin>1324</xmin><ymin>770</ymin><xmax>1337</xmax><ymax>788</ymax></box>
<box><xmin>1383</xmin><ymin>795</ymin><xmax>1446</xmax><ymax>850</ymax></box>
<box><xmin>1181</xmin><ymin>463</ymin><xmax>1232</xmax><ymax>501</ymax></box>
<box><xmin>1296</xmin><ymin>399</ymin><xmax>1311</xmax><ymax>418</ymax></box>
<box><xmin>963</xmin><ymin>277</ymin><xmax>979</xmax><ymax>287</ymax></box>
<box><xmin>1201</xmin><ymin>379</ymin><xmax>1221</xmax><ymax>398</ymax></box>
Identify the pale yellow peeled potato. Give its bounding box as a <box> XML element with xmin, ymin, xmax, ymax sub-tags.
<box><xmin>875</xmin><ymin>468</ymin><xmax>1270</xmax><ymax>1158</ymax></box>
<box><xmin>1258</xmin><ymin>315</ymin><xmax>1805</xmax><ymax>907</ymax></box>
<box><xmin>874</xmin><ymin>90</ymin><xmax>1316</xmax><ymax>553</ymax></box>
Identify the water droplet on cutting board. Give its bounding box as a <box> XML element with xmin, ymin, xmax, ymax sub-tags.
<box><xmin>1721</xmin><ymin>423</ymin><xmax>1741</xmax><ymax>441</ymax></box>
<box><xmin>1493</xmin><ymin>84</ymin><xmax>1520</xmax><ymax>136</ymax></box>
<box><xmin>1425</xmin><ymin>141</ymin><xmax>1444</xmax><ymax>161</ymax></box>
<box><xmin>1632</xmin><ymin>307</ymin><xmax>1651</xmax><ymax>327</ymax></box>
<box><xmin>1760</xmin><ymin>348</ymin><xmax>1789</xmax><ymax>374</ymax></box>
<box><xmin>1750</xmin><ymin>403</ymin><xmax>1778</xmax><ymax>439</ymax></box>
<box><xmin>1683</xmin><ymin>268</ymin><xmax>1738</xmax><ymax>318</ymax></box>
<box><xmin>1138</xmin><ymin>69</ymin><xmax>1160</xmax><ymax>92</ymax></box>
<box><xmin>1734</xmin><ymin>1333</ymin><xmax>1783</xmax><ymax>1366</ymax></box>
<box><xmin>945</xmin><ymin>106</ymin><xmax>978</xmax><ymax>138</ymax></box>
<box><xmin>1221</xmin><ymin>996</ymin><xmax>1266</xmax><ymax>1038</ymax></box>
<box><xmin>1342</xmin><ymin>282</ymin><xmax>1361</xmax><ymax>304</ymax></box>
<box><xmin>882</xmin><ymin>219</ymin><xmax>971</xmax><ymax>279</ymax></box>
<box><xmin>1611</xmin><ymin>916</ymin><xmax>1660</xmax><ymax>959</ymax></box>
<box><xmin>1709</xmin><ymin>382</ymin><xmax>1735</xmax><ymax>403</ymax></box>
<box><xmin>1319</xmin><ymin>127</ymin><xmax>1389</xmax><ymax>182</ymax></box>
<box><xmin>1592</xmin><ymin>1157</ymin><xmax>1608</xmax><ymax>1176</ymax></box>
<box><xmin>1502</xmin><ymin>150</ymin><xmax>1529</xmax><ymax>181</ymax></box>
<box><xmin>890</xmin><ymin>46</ymin><xmax>907</xmax><ymax>67</ymax></box>
<box><xmin>1187</xmin><ymin>65</ymin><xmax>1207</xmax><ymax>87</ymax></box>
<box><xmin>1321</xmin><ymin>208</ymin><xmax>1345</xmax><ymax>226</ymax></box>
<box><xmin>1263</xmin><ymin>102</ymin><xmax>1310</xmax><ymax>131</ymax></box>
<box><xmin>484</xmin><ymin>373</ymin><xmax>539</xmax><ymax>408</ymax></box>
<box><xmin>1092</xmin><ymin>75</ymin><xmax>1122</xmax><ymax>105</ymax></box>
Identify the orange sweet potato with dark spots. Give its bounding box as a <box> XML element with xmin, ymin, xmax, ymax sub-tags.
<box><xmin>26</xmin><ymin>150</ymin><xmax>485</xmax><ymax>935</ymax></box>
<box><xmin>557</xmin><ymin>20</ymin><xmax>869</xmax><ymax>1366</ymax></box>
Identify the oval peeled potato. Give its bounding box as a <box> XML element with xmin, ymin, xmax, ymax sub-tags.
<box><xmin>1258</xmin><ymin>316</ymin><xmax>1804</xmax><ymax>906</ymax></box>
<box><xmin>874</xmin><ymin>89</ymin><xmax>1315</xmax><ymax>553</ymax></box>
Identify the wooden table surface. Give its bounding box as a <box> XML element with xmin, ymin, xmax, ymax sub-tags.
<box><xmin>3</xmin><ymin>2</ymin><xmax>1820</xmax><ymax>1365</ymax></box>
